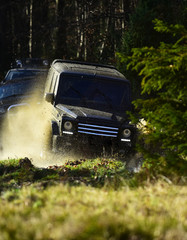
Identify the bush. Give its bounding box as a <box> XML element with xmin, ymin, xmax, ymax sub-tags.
<box><xmin>119</xmin><ymin>19</ymin><xmax>187</xmax><ymax>175</ymax></box>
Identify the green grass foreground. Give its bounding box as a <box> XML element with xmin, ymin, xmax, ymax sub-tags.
<box><xmin>0</xmin><ymin>158</ymin><xmax>186</xmax><ymax>240</ymax></box>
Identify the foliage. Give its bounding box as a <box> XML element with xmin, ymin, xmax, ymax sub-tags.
<box><xmin>0</xmin><ymin>158</ymin><xmax>131</xmax><ymax>193</ymax></box>
<box><xmin>0</xmin><ymin>159</ymin><xmax>187</xmax><ymax>240</ymax></box>
<box><xmin>125</xmin><ymin>20</ymin><xmax>187</xmax><ymax>174</ymax></box>
<box><xmin>117</xmin><ymin>0</ymin><xmax>187</xmax><ymax>100</ymax></box>
<box><xmin>121</xmin><ymin>0</ymin><xmax>186</xmax><ymax>52</ymax></box>
<box><xmin>1</xmin><ymin>0</ymin><xmax>186</xmax><ymax>75</ymax></box>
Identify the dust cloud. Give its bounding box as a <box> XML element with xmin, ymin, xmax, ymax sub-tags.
<box><xmin>0</xmin><ymin>86</ymin><xmax>67</xmax><ymax>167</ymax></box>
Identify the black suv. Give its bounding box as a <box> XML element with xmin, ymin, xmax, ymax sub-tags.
<box><xmin>0</xmin><ymin>75</ymin><xmax>46</xmax><ymax>150</ymax></box>
<box><xmin>3</xmin><ymin>68</ymin><xmax>47</xmax><ymax>83</ymax></box>
<box><xmin>2</xmin><ymin>58</ymin><xmax>48</xmax><ymax>84</ymax></box>
<box><xmin>43</xmin><ymin>60</ymin><xmax>136</xmax><ymax>156</ymax></box>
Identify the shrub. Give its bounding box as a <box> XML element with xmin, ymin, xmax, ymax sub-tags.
<box><xmin>120</xmin><ymin>19</ymin><xmax>187</xmax><ymax>175</ymax></box>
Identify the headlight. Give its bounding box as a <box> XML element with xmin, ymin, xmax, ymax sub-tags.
<box><xmin>64</xmin><ymin>121</ymin><xmax>73</xmax><ymax>131</ymax></box>
<box><xmin>122</xmin><ymin>129</ymin><xmax>131</xmax><ymax>138</ymax></box>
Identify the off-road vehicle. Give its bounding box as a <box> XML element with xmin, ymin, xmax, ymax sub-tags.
<box><xmin>43</xmin><ymin>59</ymin><xmax>136</xmax><ymax>156</ymax></box>
<box><xmin>1</xmin><ymin>58</ymin><xmax>48</xmax><ymax>84</ymax></box>
<box><xmin>0</xmin><ymin>75</ymin><xmax>46</xmax><ymax>152</ymax></box>
<box><xmin>2</xmin><ymin>68</ymin><xmax>47</xmax><ymax>83</ymax></box>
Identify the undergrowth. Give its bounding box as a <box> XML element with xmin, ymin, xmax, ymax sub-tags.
<box><xmin>0</xmin><ymin>157</ymin><xmax>186</xmax><ymax>240</ymax></box>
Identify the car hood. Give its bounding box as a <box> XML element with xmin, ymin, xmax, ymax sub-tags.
<box><xmin>0</xmin><ymin>95</ymin><xmax>29</xmax><ymax>107</ymax></box>
<box><xmin>56</xmin><ymin>104</ymin><xmax>127</xmax><ymax>122</ymax></box>
<box><xmin>0</xmin><ymin>94</ymin><xmax>41</xmax><ymax>114</ymax></box>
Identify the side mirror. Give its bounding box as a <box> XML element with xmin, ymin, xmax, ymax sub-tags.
<box><xmin>44</xmin><ymin>93</ymin><xmax>54</xmax><ymax>103</ymax></box>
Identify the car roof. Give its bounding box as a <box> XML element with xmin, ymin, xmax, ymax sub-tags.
<box><xmin>51</xmin><ymin>60</ymin><xmax>128</xmax><ymax>81</ymax></box>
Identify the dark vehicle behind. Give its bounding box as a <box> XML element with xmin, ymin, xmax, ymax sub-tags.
<box><xmin>1</xmin><ymin>58</ymin><xmax>49</xmax><ymax>84</ymax></box>
<box><xmin>3</xmin><ymin>69</ymin><xmax>47</xmax><ymax>83</ymax></box>
<box><xmin>0</xmin><ymin>75</ymin><xmax>46</xmax><ymax>150</ymax></box>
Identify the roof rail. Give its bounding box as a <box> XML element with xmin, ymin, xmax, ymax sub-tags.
<box><xmin>52</xmin><ymin>59</ymin><xmax>117</xmax><ymax>70</ymax></box>
<box><xmin>11</xmin><ymin>58</ymin><xmax>49</xmax><ymax>69</ymax></box>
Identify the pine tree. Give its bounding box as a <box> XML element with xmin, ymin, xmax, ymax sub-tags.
<box><xmin>127</xmin><ymin>20</ymin><xmax>187</xmax><ymax>174</ymax></box>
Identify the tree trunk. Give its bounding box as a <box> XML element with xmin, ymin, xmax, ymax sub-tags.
<box><xmin>29</xmin><ymin>0</ymin><xmax>33</xmax><ymax>57</ymax></box>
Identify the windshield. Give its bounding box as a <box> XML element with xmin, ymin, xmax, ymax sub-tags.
<box><xmin>56</xmin><ymin>75</ymin><xmax>131</xmax><ymax>112</ymax></box>
<box><xmin>0</xmin><ymin>81</ymin><xmax>37</xmax><ymax>100</ymax></box>
<box><xmin>5</xmin><ymin>69</ymin><xmax>46</xmax><ymax>81</ymax></box>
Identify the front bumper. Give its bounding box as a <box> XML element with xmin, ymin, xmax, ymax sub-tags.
<box><xmin>52</xmin><ymin>129</ymin><xmax>135</xmax><ymax>154</ymax></box>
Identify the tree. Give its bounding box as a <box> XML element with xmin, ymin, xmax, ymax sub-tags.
<box><xmin>0</xmin><ymin>0</ymin><xmax>135</xmax><ymax>73</ymax></box>
<box><xmin>117</xmin><ymin>0</ymin><xmax>187</xmax><ymax>100</ymax></box>
<box><xmin>127</xmin><ymin>20</ymin><xmax>187</xmax><ymax>174</ymax></box>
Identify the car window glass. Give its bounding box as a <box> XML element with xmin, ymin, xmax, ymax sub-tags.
<box><xmin>0</xmin><ymin>82</ymin><xmax>34</xmax><ymax>100</ymax></box>
<box><xmin>56</xmin><ymin>75</ymin><xmax>131</xmax><ymax>111</ymax></box>
<box><xmin>5</xmin><ymin>70</ymin><xmax>46</xmax><ymax>81</ymax></box>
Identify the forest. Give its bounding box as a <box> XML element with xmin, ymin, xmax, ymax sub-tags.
<box><xmin>0</xmin><ymin>0</ymin><xmax>135</xmax><ymax>72</ymax></box>
<box><xmin>0</xmin><ymin>0</ymin><xmax>186</xmax><ymax>176</ymax></box>
<box><xmin>0</xmin><ymin>0</ymin><xmax>186</xmax><ymax>72</ymax></box>
<box><xmin>0</xmin><ymin>0</ymin><xmax>186</xmax><ymax>174</ymax></box>
<box><xmin>0</xmin><ymin>1</ymin><xmax>186</xmax><ymax>239</ymax></box>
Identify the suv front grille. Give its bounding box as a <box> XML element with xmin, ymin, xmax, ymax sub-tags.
<box><xmin>78</xmin><ymin>123</ymin><xmax>118</xmax><ymax>137</ymax></box>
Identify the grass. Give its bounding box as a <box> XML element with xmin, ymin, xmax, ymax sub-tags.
<box><xmin>0</xmin><ymin>157</ymin><xmax>186</xmax><ymax>240</ymax></box>
<box><xmin>0</xmin><ymin>157</ymin><xmax>131</xmax><ymax>192</ymax></box>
